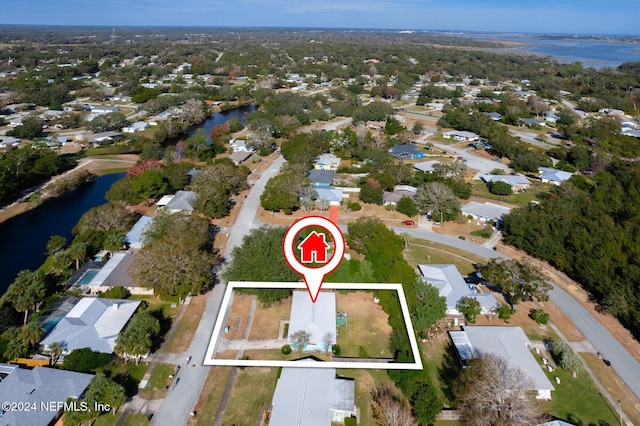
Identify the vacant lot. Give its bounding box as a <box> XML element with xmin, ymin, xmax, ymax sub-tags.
<box><xmin>249</xmin><ymin>295</ymin><xmax>292</xmax><ymax>340</ymax></box>
<box><xmin>403</xmin><ymin>240</ymin><xmax>481</xmax><ymax>276</ymax></box>
<box><xmin>165</xmin><ymin>295</ymin><xmax>207</xmax><ymax>353</ymax></box>
<box><xmin>225</xmin><ymin>293</ymin><xmax>254</xmax><ymax>340</ymax></box>
<box><xmin>336</xmin><ymin>291</ymin><xmax>393</xmax><ymax>358</ymax></box>
<box><xmin>192</xmin><ymin>366</ymin><xmax>233</xmax><ymax>426</ymax></box>
<box><xmin>221</xmin><ymin>367</ymin><xmax>279</xmax><ymax>426</ymax></box>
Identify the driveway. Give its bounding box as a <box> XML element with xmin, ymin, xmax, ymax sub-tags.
<box><xmin>151</xmin><ymin>156</ymin><xmax>286</xmax><ymax>426</ymax></box>
<box><xmin>509</xmin><ymin>129</ymin><xmax>561</xmax><ymax>148</ymax></box>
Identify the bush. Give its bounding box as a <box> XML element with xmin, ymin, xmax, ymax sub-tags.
<box><xmin>347</xmin><ymin>202</ymin><xmax>361</xmax><ymax>211</ymax></box>
<box><xmin>344</xmin><ymin>417</ymin><xmax>357</xmax><ymax>426</ymax></box>
<box><xmin>63</xmin><ymin>348</ymin><xmax>112</xmax><ymax>372</ymax></box>
<box><xmin>529</xmin><ymin>308</ymin><xmax>549</xmax><ymax>325</ymax></box>
<box><xmin>332</xmin><ymin>344</ymin><xmax>341</xmax><ymax>356</ymax></box>
<box><xmin>396</xmin><ymin>196</ymin><xmax>418</xmax><ymax>217</ymax></box>
<box><xmin>280</xmin><ymin>344</ymin><xmax>292</xmax><ymax>355</ymax></box>
<box><xmin>98</xmin><ymin>286</ymin><xmax>130</xmax><ymax>299</ymax></box>
<box><xmin>496</xmin><ymin>304</ymin><xmax>515</xmax><ymax>323</ymax></box>
<box><xmin>470</xmin><ymin>228</ymin><xmax>491</xmax><ymax>239</ymax></box>
<box><xmin>487</xmin><ymin>181</ymin><xmax>513</xmax><ymax>195</ymax></box>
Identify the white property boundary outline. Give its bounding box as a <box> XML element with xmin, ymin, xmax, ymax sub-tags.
<box><xmin>203</xmin><ymin>281</ymin><xmax>423</xmax><ymax>370</ymax></box>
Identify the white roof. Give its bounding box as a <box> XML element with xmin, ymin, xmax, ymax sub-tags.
<box><xmin>481</xmin><ymin>174</ymin><xmax>530</xmax><ymax>186</ymax></box>
<box><xmin>538</xmin><ymin>167</ymin><xmax>573</xmax><ymax>183</ymax></box>
<box><xmin>40</xmin><ymin>298</ymin><xmax>140</xmax><ymax>353</ymax></box>
<box><xmin>270</xmin><ymin>362</ymin><xmax>355</xmax><ymax>426</ymax></box>
<box><xmin>166</xmin><ymin>190</ymin><xmax>196</xmax><ymax>211</ymax></box>
<box><xmin>315</xmin><ymin>153</ymin><xmax>341</xmax><ymax>167</ymax></box>
<box><xmin>413</xmin><ymin>160</ymin><xmax>441</xmax><ymax>173</ymax></box>
<box><xmin>0</xmin><ymin>364</ymin><xmax>94</xmax><ymax>426</ymax></box>
<box><xmin>156</xmin><ymin>194</ymin><xmax>174</xmax><ymax>206</ymax></box>
<box><xmin>124</xmin><ymin>215</ymin><xmax>153</xmax><ymax>247</ymax></box>
<box><xmin>418</xmin><ymin>264</ymin><xmax>499</xmax><ymax>313</ymax></box>
<box><xmin>443</xmin><ymin>130</ymin><xmax>479</xmax><ymax>139</ymax></box>
<box><xmin>288</xmin><ymin>291</ymin><xmax>336</xmax><ymax>347</ymax></box>
<box><xmin>450</xmin><ymin>326</ymin><xmax>555</xmax><ymax>392</ymax></box>
<box><xmin>314</xmin><ymin>188</ymin><xmax>343</xmax><ymax>203</ymax></box>
<box><xmin>461</xmin><ymin>201</ymin><xmax>511</xmax><ymax>221</ymax></box>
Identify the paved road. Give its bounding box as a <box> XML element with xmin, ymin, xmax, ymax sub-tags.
<box><xmin>562</xmin><ymin>99</ymin><xmax>588</xmax><ymax>119</ymax></box>
<box><xmin>151</xmin><ymin>156</ymin><xmax>286</xmax><ymax>426</ymax></box>
<box><xmin>431</xmin><ymin>142</ymin><xmax>510</xmax><ymax>176</ymax></box>
<box><xmin>548</xmin><ymin>286</ymin><xmax>640</xmax><ymax>400</ymax></box>
<box><xmin>509</xmin><ymin>129</ymin><xmax>561</xmax><ymax>148</ymax></box>
<box><xmin>322</xmin><ymin>117</ymin><xmax>352</xmax><ymax>131</ymax></box>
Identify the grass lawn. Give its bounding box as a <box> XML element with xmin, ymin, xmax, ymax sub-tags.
<box><xmin>335</xmin><ymin>292</ymin><xmax>393</xmax><ymax>358</ymax></box>
<box><xmin>337</xmin><ymin>369</ymin><xmax>397</xmax><ymax>426</ymax></box>
<box><xmin>165</xmin><ymin>295</ymin><xmax>207</xmax><ymax>353</ymax></box>
<box><xmin>434</xmin><ymin>421</ymin><xmax>462</xmax><ymax>426</ymax></box>
<box><xmin>582</xmin><ymin>353</ymin><xmax>640</xmax><ymax>425</ymax></box>
<box><xmin>242</xmin><ymin>349</ymin><xmax>332</xmax><ymax>362</ymax></box>
<box><xmin>193</xmin><ymin>366</ymin><xmax>233</xmax><ymax>426</ymax></box>
<box><xmin>140</xmin><ymin>364</ymin><xmax>176</xmax><ymax>400</ymax></box>
<box><xmin>540</xmin><ymin>362</ymin><xmax>619</xmax><ymax>425</ymax></box>
<box><xmin>420</xmin><ymin>334</ymin><xmax>459</xmax><ymax>407</ymax></box>
<box><xmin>221</xmin><ymin>367</ymin><xmax>279</xmax><ymax>426</ymax></box>
<box><xmin>101</xmin><ymin>360</ymin><xmax>149</xmax><ymax>397</ymax></box>
<box><xmin>403</xmin><ymin>240</ymin><xmax>482</xmax><ymax>276</ymax></box>
<box><xmin>249</xmin><ymin>295</ymin><xmax>292</xmax><ymax>340</ymax></box>
<box><xmin>121</xmin><ymin>413</ymin><xmax>151</xmax><ymax>426</ymax></box>
<box><xmin>470</xmin><ymin>180</ymin><xmax>553</xmax><ymax>205</ymax></box>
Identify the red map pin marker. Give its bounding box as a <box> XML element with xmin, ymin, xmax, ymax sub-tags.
<box><xmin>283</xmin><ymin>216</ymin><xmax>345</xmax><ymax>302</ymax></box>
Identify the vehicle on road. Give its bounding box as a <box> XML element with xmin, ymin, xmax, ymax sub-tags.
<box><xmin>458</xmin><ymin>236</ymin><xmax>466</xmax><ymax>240</ymax></box>
<box><xmin>603</xmin><ymin>359</ymin><xmax>611</xmax><ymax>366</ymax></box>
<box><xmin>401</xmin><ymin>220</ymin><xmax>416</xmax><ymax>227</ymax></box>
<box><xmin>491</xmin><ymin>157</ymin><xmax>502</xmax><ymax>162</ymax></box>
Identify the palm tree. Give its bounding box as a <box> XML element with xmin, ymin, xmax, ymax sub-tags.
<box><xmin>67</xmin><ymin>242</ymin><xmax>87</xmax><ymax>270</ymax></box>
<box><xmin>316</xmin><ymin>198</ymin><xmax>330</xmax><ymax>211</ymax></box>
<box><xmin>103</xmin><ymin>232</ymin><xmax>124</xmax><ymax>253</ymax></box>
<box><xmin>4</xmin><ymin>337</ymin><xmax>28</xmax><ymax>361</ymax></box>
<box><xmin>46</xmin><ymin>342</ymin><xmax>64</xmax><ymax>365</ymax></box>
<box><xmin>300</xmin><ymin>197</ymin><xmax>315</xmax><ymax>212</ymax></box>
<box><xmin>21</xmin><ymin>321</ymin><xmax>44</xmax><ymax>348</ymax></box>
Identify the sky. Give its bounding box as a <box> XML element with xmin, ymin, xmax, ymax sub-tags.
<box><xmin>1</xmin><ymin>0</ymin><xmax>639</xmax><ymax>35</ymax></box>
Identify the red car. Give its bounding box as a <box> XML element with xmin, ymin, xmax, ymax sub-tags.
<box><xmin>401</xmin><ymin>220</ymin><xmax>416</xmax><ymax>227</ymax></box>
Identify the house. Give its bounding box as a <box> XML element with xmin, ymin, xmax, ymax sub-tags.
<box><xmin>461</xmin><ymin>201</ymin><xmax>511</xmax><ymax>223</ymax></box>
<box><xmin>229</xmin><ymin>151</ymin><xmax>252</xmax><ymax>165</ymax></box>
<box><xmin>383</xmin><ymin>191</ymin><xmax>403</xmax><ymax>206</ymax></box>
<box><xmin>122</xmin><ymin>121</ymin><xmax>149</xmax><ymax>133</ymax></box>
<box><xmin>480</xmin><ymin>174</ymin><xmax>531</xmax><ymax>192</ymax></box>
<box><xmin>389</xmin><ymin>143</ymin><xmax>426</xmax><ymax>160</ymax></box>
<box><xmin>418</xmin><ymin>264</ymin><xmax>499</xmax><ymax>315</ymax></box>
<box><xmin>164</xmin><ymin>190</ymin><xmax>196</xmax><ymax>212</ymax></box>
<box><xmin>124</xmin><ymin>215</ymin><xmax>153</xmax><ymax>249</ymax></box>
<box><xmin>383</xmin><ymin>185</ymin><xmax>417</xmax><ymax>206</ymax></box>
<box><xmin>449</xmin><ymin>326</ymin><xmax>555</xmax><ymax>399</ymax></box>
<box><xmin>442</xmin><ymin>130</ymin><xmax>480</xmax><ymax>142</ymax></box>
<box><xmin>314</xmin><ymin>153</ymin><xmax>341</xmax><ymax>170</ymax></box>
<box><xmin>90</xmin><ymin>105</ymin><xmax>119</xmax><ymax>114</ymax></box>
<box><xmin>413</xmin><ymin>160</ymin><xmax>441</xmax><ymax>173</ymax></box>
<box><xmin>520</xmin><ymin>118</ymin><xmax>545</xmax><ymax>127</ymax></box>
<box><xmin>230</xmin><ymin>139</ymin><xmax>254</xmax><ymax>153</ymax></box>
<box><xmin>0</xmin><ymin>136</ymin><xmax>21</xmax><ymax>149</ymax></box>
<box><xmin>0</xmin><ymin>364</ymin><xmax>94</xmax><ymax>426</ymax></box>
<box><xmin>40</xmin><ymin>297</ymin><xmax>141</xmax><ymax>354</ymax></box>
<box><xmin>270</xmin><ymin>361</ymin><xmax>356</xmax><ymax>426</ymax></box>
<box><xmin>538</xmin><ymin>167</ymin><xmax>573</xmax><ymax>185</ymax></box>
<box><xmin>288</xmin><ymin>291</ymin><xmax>337</xmax><ymax>351</ymax></box>
<box><xmin>314</xmin><ymin>188</ymin><xmax>344</xmax><ymax>204</ymax></box>
<box><xmin>81</xmin><ymin>252</ymin><xmax>152</xmax><ymax>295</ymax></box>
<box><xmin>84</xmin><ymin>131</ymin><xmax>122</xmax><ymax>145</ymax></box>
<box><xmin>308</xmin><ymin>170</ymin><xmax>335</xmax><ymax>188</ymax></box>
<box><xmin>483</xmin><ymin>111</ymin><xmax>502</xmax><ymax>121</ymax></box>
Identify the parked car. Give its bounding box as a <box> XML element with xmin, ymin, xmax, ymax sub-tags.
<box><xmin>491</xmin><ymin>157</ymin><xmax>501</xmax><ymax>162</ymax></box>
<box><xmin>458</xmin><ymin>236</ymin><xmax>466</xmax><ymax>240</ymax></box>
<box><xmin>401</xmin><ymin>220</ymin><xmax>416</xmax><ymax>227</ymax></box>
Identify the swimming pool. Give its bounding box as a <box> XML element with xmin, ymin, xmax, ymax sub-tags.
<box><xmin>77</xmin><ymin>269</ymin><xmax>99</xmax><ymax>285</ymax></box>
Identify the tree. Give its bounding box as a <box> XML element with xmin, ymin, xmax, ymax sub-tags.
<box><xmin>290</xmin><ymin>330</ymin><xmax>311</xmax><ymax>352</ymax></box>
<box><xmin>412</xmin><ymin>122</ymin><xmax>425</xmax><ymax>135</ymax></box>
<box><xmin>552</xmin><ymin>341</ymin><xmax>584</xmax><ymax>377</ymax></box>
<box><xmin>529</xmin><ymin>308</ymin><xmax>549</xmax><ymax>326</ymax></box>
<box><xmin>408</xmin><ymin>380</ymin><xmax>442</xmax><ymax>425</ymax></box>
<box><xmin>46</xmin><ymin>341</ymin><xmax>64</xmax><ymax>365</ymax></box>
<box><xmin>322</xmin><ymin>332</ymin><xmax>334</xmax><ymax>353</ymax></box>
<box><xmin>487</xmin><ymin>181</ymin><xmax>513</xmax><ymax>195</ymax></box>
<box><xmin>63</xmin><ymin>348</ymin><xmax>112</xmax><ymax>372</ymax></box>
<box><xmin>455</xmin><ymin>354</ymin><xmax>542</xmax><ymax>426</ymax></box>
<box><xmin>482</xmin><ymin>259</ymin><xmax>551</xmax><ymax>306</ymax></box>
<box><xmin>178</xmin><ymin>98</ymin><xmax>206</xmax><ymax>125</ymax></box>
<box><xmin>63</xmin><ymin>373</ymin><xmax>125</xmax><ymax>424</ymax></box>
<box><xmin>261</xmin><ymin>173</ymin><xmax>309</xmax><ymax>214</ymax></box>
<box><xmin>3</xmin><ymin>336</ymin><xmax>28</xmax><ymax>360</ymax></box>
<box><xmin>73</xmin><ymin>202</ymin><xmax>137</xmax><ymax>236</ymax></box>
<box><xmin>6</xmin><ymin>116</ymin><xmax>43</xmax><ymax>139</ymax></box>
<box><xmin>192</xmin><ymin>161</ymin><xmax>249</xmax><ymax>218</ymax></box>
<box><xmin>86</xmin><ymin>112</ymin><xmax>129</xmax><ymax>133</ymax></box>
<box><xmin>127</xmin><ymin>159</ymin><xmax>163</xmax><ymax>178</ymax></box>
<box><xmin>360</xmin><ymin>182</ymin><xmax>384</xmax><ymax>205</ymax></box>
<box><xmin>131</xmin><ymin>214</ymin><xmax>216</xmax><ymax>298</ymax></box>
<box><xmin>456</xmin><ymin>296</ymin><xmax>482</xmax><ymax>324</ymax></box>
<box><xmin>98</xmin><ymin>286</ymin><xmax>130</xmax><ymax>299</ymax></box>
<box><xmin>410</xmin><ymin>279</ymin><xmax>446</xmax><ymax>336</ymax></box>
<box><xmin>46</xmin><ymin>235</ymin><xmax>68</xmax><ymax>256</ymax></box>
<box><xmin>115</xmin><ymin>311</ymin><xmax>160</xmax><ymax>364</ymax></box>
<box><xmin>103</xmin><ymin>232</ymin><xmax>124</xmax><ymax>252</ymax></box>
<box><xmin>224</xmin><ymin>226</ymin><xmax>297</xmax><ymax>304</ymax></box>
<box><xmin>67</xmin><ymin>242</ymin><xmax>87</xmax><ymax>270</ymax></box>
<box><xmin>415</xmin><ymin>182</ymin><xmax>460</xmax><ymax>221</ymax></box>
<box><xmin>370</xmin><ymin>385</ymin><xmax>417</xmax><ymax>426</ymax></box>
<box><xmin>396</xmin><ymin>196</ymin><xmax>418</xmax><ymax>217</ymax></box>
<box><xmin>21</xmin><ymin>321</ymin><xmax>44</xmax><ymax>348</ymax></box>
<box><xmin>2</xmin><ymin>269</ymin><xmax>45</xmax><ymax>325</ymax></box>
<box><xmin>130</xmin><ymin>169</ymin><xmax>169</xmax><ymax>204</ymax></box>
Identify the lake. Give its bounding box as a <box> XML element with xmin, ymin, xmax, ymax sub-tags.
<box><xmin>0</xmin><ymin>104</ymin><xmax>257</xmax><ymax>294</ymax></box>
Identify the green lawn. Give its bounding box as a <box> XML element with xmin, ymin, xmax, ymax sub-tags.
<box><xmin>403</xmin><ymin>240</ymin><xmax>482</xmax><ymax>276</ymax></box>
<box><xmin>540</xmin><ymin>364</ymin><xmax>619</xmax><ymax>425</ymax></box>
<box><xmin>140</xmin><ymin>363</ymin><xmax>175</xmax><ymax>399</ymax></box>
<box><xmin>100</xmin><ymin>359</ymin><xmax>149</xmax><ymax>397</ymax></box>
<box><xmin>221</xmin><ymin>367</ymin><xmax>279</xmax><ymax>426</ymax></box>
<box><xmin>337</xmin><ymin>369</ymin><xmax>397</xmax><ymax>426</ymax></box>
<box><xmin>470</xmin><ymin>180</ymin><xmax>553</xmax><ymax>205</ymax></box>
<box><xmin>122</xmin><ymin>413</ymin><xmax>151</xmax><ymax>426</ymax></box>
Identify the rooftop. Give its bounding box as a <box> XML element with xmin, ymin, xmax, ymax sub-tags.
<box><xmin>461</xmin><ymin>201</ymin><xmax>511</xmax><ymax>221</ymax></box>
<box><xmin>288</xmin><ymin>291</ymin><xmax>337</xmax><ymax>349</ymax></box>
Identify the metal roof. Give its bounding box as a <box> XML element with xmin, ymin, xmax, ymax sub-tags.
<box><xmin>461</xmin><ymin>201</ymin><xmax>511</xmax><ymax>221</ymax></box>
<box><xmin>166</xmin><ymin>190</ymin><xmax>196</xmax><ymax>211</ymax></box>
<box><xmin>124</xmin><ymin>215</ymin><xmax>153</xmax><ymax>248</ymax></box>
<box><xmin>451</xmin><ymin>326</ymin><xmax>555</xmax><ymax>392</ymax></box>
<box><xmin>270</xmin><ymin>362</ymin><xmax>355</xmax><ymax>426</ymax></box>
<box><xmin>0</xmin><ymin>364</ymin><xmax>93</xmax><ymax>426</ymax></box>
<box><xmin>288</xmin><ymin>291</ymin><xmax>336</xmax><ymax>349</ymax></box>
<box><xmin>40</xmin><ymin>298</ymin><xmax>140</xmax><ymax>353</ymax></box>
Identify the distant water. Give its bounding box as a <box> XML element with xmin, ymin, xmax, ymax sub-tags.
<box><xmin>462</xmin><ymin>33</ymin><xmax>640</xmax><ymax>69</ymax></box>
